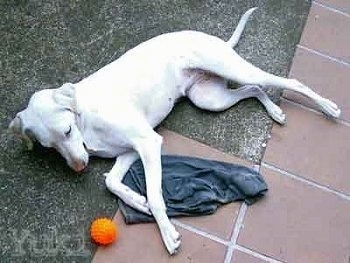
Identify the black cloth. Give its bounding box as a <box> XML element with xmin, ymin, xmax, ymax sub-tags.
<box><xmin>118</xmin><ymin>155</ymin><xmax>268</xmax><ymax>224</ymax></box>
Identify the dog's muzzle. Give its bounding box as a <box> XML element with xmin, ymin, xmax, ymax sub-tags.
<box><xmin>62</xmin><ymin>147</ymin><xmax>89</xmax><ymax>173</ymax></box>
<box><xmin>72</xmin><ymin>159</ymin><xmax>87</xmax><ymax>172</ymax></box>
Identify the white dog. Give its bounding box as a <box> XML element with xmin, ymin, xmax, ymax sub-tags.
<box><xmin>9</xmin><ymin>8</ymin><xmax>340</xmax><ymax>254</ymax></box>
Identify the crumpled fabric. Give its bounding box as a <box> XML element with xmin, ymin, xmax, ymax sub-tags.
<box><xmin>118</xmin><ymin>155</ymin><xmax>268</xmax><ymax>224</ymax></box>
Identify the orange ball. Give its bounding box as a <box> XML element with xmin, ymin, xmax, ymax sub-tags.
<box><xmin>91</xmin><ymin>218</ymin><xmax>118</xmax><ymax>245</ymax></box>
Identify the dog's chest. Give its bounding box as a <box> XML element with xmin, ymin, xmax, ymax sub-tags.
<box><xmin>82</xmin><ymin>122</ymin><xmax>130</xmax><ymax>158</ymax></box>
<box><xmin>141</xmin><ymin>88</ymin><xmax>178</xmax><ymax>127</ymax></box>
<box><xmin>130</xmin><ymin>68</ymin><xmax>191</xmax><ymax>128</ymax></box>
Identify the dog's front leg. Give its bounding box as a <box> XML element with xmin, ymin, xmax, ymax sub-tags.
<box><xmin>105</xmin><ymin>151</ymin><xmax>151</xmax><ymax>215</ymax></box>
<box><xmin>134</xmin><ymin>132</ymin><xmax>181</xmax><ymax>255</ymax></box>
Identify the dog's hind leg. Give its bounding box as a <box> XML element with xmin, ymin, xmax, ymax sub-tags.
<box><xmin>105</xmin><ymin>151</ymin><xmax>151</xmax><ymax>215</ymax></box>
<box><xmin>190</xmin><ymin>40</ymin><xmax>340</xmax><ymax>118</ymax></box>
<box><xmin>187</xmin><ymin>75</ymin><xmax>286</xmax><ymax>124</ymax></box>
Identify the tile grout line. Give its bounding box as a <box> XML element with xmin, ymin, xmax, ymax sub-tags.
<box><xmin>280</xmin><ymin>98</ymin><xmax>350</xmax><ymax>128</ymax></box>
<box><xmin>235</xmin><ymin>245</ymin><xmax>285</xmax><ymax>263</ymax></box>
<box><xmin>224</xmin><ymin>202</ymin><xmax>248</xmax><ymax>263</ymax></box>
<box><xmin>313</xmin><ymin>1</ymin><xmax>350</xmax><ymax>18</ymax></box>
<box><xmin>223</xmin><ymin>166</ymin><xmax>255</xmax><ymax>263</ymax></box>
<box><xmin>171</xmin><ymin>219</ymin><xmax>230</xmax><ymax>246</ymax></box>
<box><xmin>230</xmin><ymin>203</ymin><xmax>248</xmax><ymax>245</ymax></box>
<box><xmin>297</xmin><ymin>45</ymin><xmax>350</xmax><ymax>68</ymax></box>
<box><xmin>262</xmin><ymin>162</ymin><xmax>350</xmax><ymax>201</ymax></box>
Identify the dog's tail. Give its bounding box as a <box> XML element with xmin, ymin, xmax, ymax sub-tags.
<box><xmin>227</xmin><ymin>7</ymin><xmax>258</xmax><ymax>48</ymax></box>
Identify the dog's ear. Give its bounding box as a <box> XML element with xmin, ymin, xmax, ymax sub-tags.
<box><xmin>8</xmin><ymin>114</ymin><xmax>35</xmax><ymax>150</ymax></box>
<box><xmin>8</xmin><ymin>115</ymin><xmax>22</xmax><ymax>134</ymax></box>
<box><xmin>53</xmin><ymin>83</ymin><xmax>77</xmax><ymax>112</ymax></box>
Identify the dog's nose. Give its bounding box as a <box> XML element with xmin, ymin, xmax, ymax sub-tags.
<box><xmin>74</xmin><ymin>160</ymin><xmax>87</xmax><ymax>173</ymax></box>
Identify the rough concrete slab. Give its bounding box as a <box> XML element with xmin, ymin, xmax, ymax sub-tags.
<box><xmin>0</xmin><ymin>0</ymin><xmax>310</xmax><ymax>262</ymax></box>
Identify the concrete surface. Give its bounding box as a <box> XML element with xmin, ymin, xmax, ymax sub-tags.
<box><xmin>0</xmin><ymin>0</ymin><xmax>310</xmax><ymax>262</ymax></box>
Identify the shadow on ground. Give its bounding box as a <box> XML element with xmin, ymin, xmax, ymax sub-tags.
<box><xmin>0</xmin><ymin>0</ymin><xmax>310</xmax><ymax>262</ymax></box>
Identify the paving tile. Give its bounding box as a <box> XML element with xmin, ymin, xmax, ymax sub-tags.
<box><xmin>285</xmin><ymin>47</ymin><xmax>350</xmax><ymax>122</ymax></box>
<box><xmin>300</xmin><ymin>3</ymin><xmax>350</xmax><ymax>63</ymax></box>
<box><xmin>176</xmin><ymin>203</ymin><xmax>241</xmax><ymax>241</ymax></box>
<box><xmin>264</xmin><ymin>101</ymin><xmax>350</xmax><ymax>195</ymax></box>
<box><xmin>237</xmin><ymin>167</ymin><xmax>350</xmax><ymax>263</ymax></box>
<box><xmin>231</xmin><ymin>250</ymin><xmax>267</xmax><ymax>263</ymax></box>
<box><xmin>92</xmin><ymin>211</ymin><xmax>227</xmax><ymax>263</ymax></box>
<box><xmin>159</xmin><ymin>127</ymin><xmax>251</xmax><ymax>240</ymax></box>
<box><xmin>159</xmin><ymin>127</ymin><xmax>252</xmax><ymax>165</ymax></box>
<box><xmin>315</xmin><ymin>0</ymin><xmax>350</xmax><ymax>14</ymax></box>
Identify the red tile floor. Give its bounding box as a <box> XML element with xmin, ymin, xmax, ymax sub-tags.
<box><xmin>93</xmin><ymin>2</ymin><xmax>350</xmax><ymax>262</ymax></box>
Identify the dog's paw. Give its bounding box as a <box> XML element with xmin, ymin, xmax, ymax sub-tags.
<box><xmin>318</xmin><ymin>98</ymin><xmax>341</xmax><ymax>119</ymax></box>
<box><xmin>105</xmin><ymin>175</ymin><xmax>151</xmax><ymax>215</ymax></box>
<box><xmin>267</xmin><ymin>104</ymin><xmax>286</xmax><ymax>125</ymax></box>
<box><xmin>289</xmin><ymin>79</ymin><xmax>341</xmax><ymax>119</ymax></box>
<box><xmin>266</xmin><ymin>102</ymin><xmax>286</xmax><ymax>125</ymax></box>
<box><xmin>130</xmin><ymin>194</ymin><xmax>152</xmax><ymax>215</ymax></box>
<box><xmin>160</xmin><ymin>223</ymin><xmax>181</xmax><ymax>255</ymax></box>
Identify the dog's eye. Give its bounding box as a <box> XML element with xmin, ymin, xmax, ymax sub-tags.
<box><xmin>65</xmin><ymin>126</ymin><xmax>72</xmax><ymax>137</ymax></box>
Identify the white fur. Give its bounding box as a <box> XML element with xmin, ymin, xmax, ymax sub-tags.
<box><xmin>9</xmin><ymin>8</ymin><xmax>340</xmax><ymax>255</ymax></box>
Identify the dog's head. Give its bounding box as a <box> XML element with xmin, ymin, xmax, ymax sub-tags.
<box><xmin>9</xmin><ymin>83</ymin><xmax>89</xmax><ymax>172</ymax></box>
